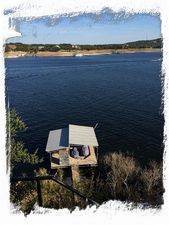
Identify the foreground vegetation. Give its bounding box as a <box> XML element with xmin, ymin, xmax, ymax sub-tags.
<box><xmin>9</xmin><ymin>110</ymin><xmax>164</xmax><ymax>214</ymax></box>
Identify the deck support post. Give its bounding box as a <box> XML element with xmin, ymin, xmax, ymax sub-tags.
<box><xmin>71</xmin><ymin>165</ymin><xmax>80</xmax><ymax>204</ymax></box>
<box><xmin>96</xmin><ymin>147</ymin><xmax>98</xmax><ymax>161</ymax></box>
<box><xmin>36</xmin><ymin>180</ymin><xmax>43</xmax><ymax>207</ymax></box>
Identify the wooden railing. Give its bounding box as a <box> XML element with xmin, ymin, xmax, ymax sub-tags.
<box><xmin>11</xmin><ymin>175</ymin><xmax>99</xmax><ymax>207</ymax></box>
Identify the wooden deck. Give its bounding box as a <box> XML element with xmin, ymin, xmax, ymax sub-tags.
<box><xmin>51</xmin><ymin>146</ymin><xmax>97</xmax><ymax>169</ymax></box>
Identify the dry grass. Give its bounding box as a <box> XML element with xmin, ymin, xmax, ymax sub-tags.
<box><xmin>140</xmin><ymin>161</ymin><xmax>163</xmax><ymax>204</ymax></box>
<box><xmin>97</xmin><ymin>152</ymin><xmax>164</xmax><ymax>205</ymax></box>
<box><xmin>11</xmin><ymin>180</ymin><xmax>37</xmax><ymax>214</ymax></box>
<box><xmin>102</xmin><ymin>153</ymin><xmax>140</xmax><ymax>199</ymax></box>
<box><xmin>36</xmin><ymin>168</ymin><xmax>75</xmax><ymax>209</ymax></box>
<box><xmin>11</xmin><ymin>152</ymin><xmax>164</xmax><ymax>214</ymax></box>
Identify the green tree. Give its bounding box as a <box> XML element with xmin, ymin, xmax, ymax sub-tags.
<box><xmin>8</xmin><ymin>109</ymin><xmax>27</xmax><ymax>136</ymax></box>
<box><xmin>8</xmin><ymin>109</ymin><xmax>42</xmax><ymax>214</ymax></box>
<box><xmin>5</xmin><ymin>44</ymin><xmax>10</xmax><ymax>52</ymax></box>
<box><xmin>7</xmin><ymin>109</ymin><xmax>41</xmax><ymax>176</ymax></box>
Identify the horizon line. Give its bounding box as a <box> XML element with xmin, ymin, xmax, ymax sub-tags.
<box><xmin>7</xmin><ymin>37</ymin><xmax>161</xmax><ymax>46</ymax></box>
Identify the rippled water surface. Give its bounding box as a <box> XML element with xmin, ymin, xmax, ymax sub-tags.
<box><xmin>5</xmin><ymin>52</ymin><xmax>163</xmax><ymax>164</ymax></box>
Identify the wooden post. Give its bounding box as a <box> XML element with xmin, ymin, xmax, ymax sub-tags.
<box><xmin>96</xmin><ymin>147</ymin><xmax>99</xmax><ymax>161</ymax></box>
<box><xmin>71</xmin><ymin>165</ymin><xmax>80</xmax><ymax>204</ymax></box>
<box><xmin>71</xmin><ymin>165</ymin><xmax>80</xmax><ymax>185</ymax></box>
<box><xmin>36</xmin><ymin>180</ymin><xmax>43</xmax><ymax>207</ymax></box>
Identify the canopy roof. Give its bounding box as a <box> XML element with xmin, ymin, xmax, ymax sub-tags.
<box><xmin>46</xmin><ymin>128</ymin><xmax>68</xmax><ymax>152</ymax></box>
<box><xmin>69</xmin><ymin>124</ymin><xmax>98</xmax><ymax>147</ymax></box>
<box><xmin>46</xmin><ymin>124</ymin><xmax>98</xmax><ymax>152</ymax></box>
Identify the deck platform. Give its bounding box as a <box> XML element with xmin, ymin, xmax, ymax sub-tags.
<box><xmin>51</xmin><ymin>146</ymin><xmax>97</xmax><ymax>169</ymax></box>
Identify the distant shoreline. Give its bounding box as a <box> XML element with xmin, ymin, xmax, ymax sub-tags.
<box><xmin>5</xmin><ymin>48</ymin><xmax>161</xmax><ymax>58</ymax></box>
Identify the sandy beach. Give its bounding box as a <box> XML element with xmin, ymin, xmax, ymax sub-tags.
<box><xmin>5</xmin><ymin>48</ymin><xmax>161</xmax><ymax>58</ymax></box>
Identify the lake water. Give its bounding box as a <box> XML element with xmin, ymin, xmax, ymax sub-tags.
<box><xmin>5</xmin><ymin>52</ymin><xmax>164</xmax><ymax>165</ymax></box>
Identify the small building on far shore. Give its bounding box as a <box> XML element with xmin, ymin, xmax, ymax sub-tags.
<box><xmin>46</xmin><ymin>124</ymin><xmax>99</xmax><ymax>169</ymax></box>
<box><xmin>38</xmin><ymin>46</ymin><xmax>45</xmax><ymax>50</ymax></box>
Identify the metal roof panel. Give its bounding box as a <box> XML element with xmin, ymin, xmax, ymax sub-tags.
<box><xmin>46</xmin><ymin>128</ymin><xmax>68</xmax><ymax>152</ymax></box>
<box><xmin>69</xmin><ymin>124</ymin><xmax>99</xmax><ymax>146</ymax></box>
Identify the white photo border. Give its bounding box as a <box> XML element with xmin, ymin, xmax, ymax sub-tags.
<box><xmin>0</xmin><ymin>0</ymin><xmax>169</xmax><ymax>224</ymax></box>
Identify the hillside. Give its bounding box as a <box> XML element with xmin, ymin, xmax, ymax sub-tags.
<box><xmin>5</xmin><ymin>38</ymin><xmax>162</xmax><ymax>53</ymax></box>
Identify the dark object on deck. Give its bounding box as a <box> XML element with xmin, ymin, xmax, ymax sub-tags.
<box><xmin>82</xmin><ymin>145</ymin><xmax>89</xmax><ymax>157</ymax></box>
<box><xmin>59</xmin><ymin>149</ymin><xmax>69</xmax><ymax>166</ymax></box>
<box><xmin>71</xmin><ymin>147</ymin><xmax>79</xmax><ymax>158</ymax></box>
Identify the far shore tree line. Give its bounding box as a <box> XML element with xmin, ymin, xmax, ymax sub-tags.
<box><xmin>9</xmin><ymin>109</ymin><xmax>164</xmax><ymax>215</ymax></box>
<box><xmin>5</xmin><ymin>38</ymin><xmax>161</xmax><ymax>53</ymax></box>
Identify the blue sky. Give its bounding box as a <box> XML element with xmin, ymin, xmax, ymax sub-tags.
<box><xmin>8</xmin><ymin>14</ymin><xmax>161</xmax><ymax>44</ymax></box>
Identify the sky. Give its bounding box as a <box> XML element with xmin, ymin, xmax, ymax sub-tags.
<box><xmin>8</xmin><ymin>13</ymin><xmax>161</xmax><ymax>44</ymax></box>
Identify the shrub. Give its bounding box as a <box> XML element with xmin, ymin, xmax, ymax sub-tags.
<box><xmin>36</xmin><ymin>168</ymin><xmax>75</xmax><ymax>209</ymax></box>
<box><xmin>97</xmin><ymin>152</ymin><xmax>164</xmax><ymax>206</ymax></box>
<box><xmin>102</xmin><ymin>152</ymin><xmax>140</xmax><ymax>200</ymax></box>
<box><xmin>11</xmin><ymin>180</ymin><xmax>37</xmax><ymax>215</ymax></box>
<box><xmin>140</xmin><ymin>161</ymin><xmax>164</xmax><ymax>205</ymax></box>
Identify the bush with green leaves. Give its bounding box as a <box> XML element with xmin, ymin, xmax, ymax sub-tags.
<box><xmin>8</xmin><ymin>109</ymin><xmax>42</xmax><ymax>214</ymax></box>
<box><xmin>7</xmin><ymin>109</ymin><xmax>42</xmax><ymax>176</ymax></box>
